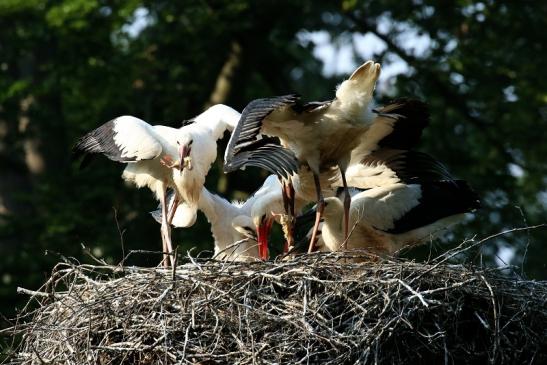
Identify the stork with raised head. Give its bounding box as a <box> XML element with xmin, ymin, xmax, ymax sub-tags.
<box><xmin>296</xmin><ymin>150</ymin><xmax>481</xmax><ymax>255</ymax></box>
<box><xmin>250</xmin><ymin>97</ymin><xmax>431</xmax><ymax>258</ymax></box>
<box><xmin>283</xmin><ymin>98</ymin><xmax>430</xmax><ymax>204</ymax></box>
<box><xmin>73</xmin><ymin>104</ymin><xmax>241</xmax><ymax>266</ymax></box>
<box><xmin>224</xmin><ymin>60</ymin><xmax>382</xmax><ymax>254</ymax></box>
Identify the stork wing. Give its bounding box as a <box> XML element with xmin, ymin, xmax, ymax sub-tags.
<box><xmin>150</xmin><ymin>189</ymin><xmax>198</xmax><ymax>228</ymax></box>
<box><xmin>374</xmin><ymin>98</ymin><xmax>429</xmax><ymax>149</ymax></box>
<box><xmin>294</xmin><ymin>100</ymin><xmax>332</xmax><ymax>113</ymax></box>
<box><xmin>73</xmin><ymin>116</ymin><xmax>163</xmax><ymax>165</ymax></box>
<box><xmin>386</xmin><ymin>180</ymin><xmax>481</xmax><ymax>234</ymax></box>
<box><xmin>351</xmin><ymin>99</ymin><xmax>429</xmax><ymax>160</ymax></box>
<box><xmin>180</xmin><ymin>118</ymin><xmax>195</xmax><ymax>127</ymax></box>
<box><xmin>224</xmin><ymin>95</ymin><xmax>300</xmax><ymax>178</ymax></box>
<box><xmin>345</xmin><ymin>149</ymin><xmax>454</xmax><ymax>189</ymax></box>
<box><xmin>362</xmin><ymin>149</ymin><xmax>454</xmax><ymax>184</ymax></box>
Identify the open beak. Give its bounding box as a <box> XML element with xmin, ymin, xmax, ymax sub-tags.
<box><xmin>257</xmin><ymin>217</ymin><xmax>274</xmax><ymax>260</ymax></box>
<box><xmin>178</xmin><ymin>145</ymin><xmax>191</xmax><ymax>172</ymax></box>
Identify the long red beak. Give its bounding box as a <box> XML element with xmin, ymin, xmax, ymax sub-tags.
<box><xmin>178</xmin><ymin>145</ymin><xmax>191</xmax><ymax>171</ymax></box>
<box><xmin>257</xmin><ymin>218</ymin><xmax>273</xmax><ymax>260</ymax></box>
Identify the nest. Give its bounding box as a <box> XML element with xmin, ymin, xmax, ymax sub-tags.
<box><xmin>3</xmin><ymin>246</ymin><xmax>547</xmax><ymax>364</ymax></box>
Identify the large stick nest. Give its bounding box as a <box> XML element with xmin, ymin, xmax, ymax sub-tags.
<box><xmin>3</xmin><ymin>247</ymin><xmax>547</xmax><ymax>364</ymax></box>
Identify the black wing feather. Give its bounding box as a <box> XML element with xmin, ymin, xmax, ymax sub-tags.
<box><xmin>362</xmin><ymin>149</ymin><xmax>454</xmax><ymax>184</ymax></box>
<box><xmin>373</xmin><ymin>98</ymin><xmax>429</xmax><ymax>150</ymax></box>
<box><xmin>224</xmin><ymin>94</ymin><xmax>300</xmax><ymax>177</ymax></box>
<box><xmin>226</xmin><ymin>137</ymin><xmax>298</xmax><ymax>178</ymax></box>
<box><xmin>291</xmin><ymin>206</ymin><xmax>321</xmax><ymax>253</ymax></box>
<box><xmin>292</xmin><ymin>99</ymin><xmax>332</xmax><ymax>113</ymax></box>
<box><xmin>72</xmin><ymin>120</ymin><xmax>137</xmax><ymax>165</ymax></box>
<box><xmin>180</xmin><ymin>118</ymin><xmax>195</xmax><ymax>127</ymax></box>
<box><xmin>386</xmin><ymin>180</ymin><xmax>481</xmax><ymax>234</ymax></box>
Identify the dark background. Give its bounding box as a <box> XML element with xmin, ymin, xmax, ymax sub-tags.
<box><xmin>1</xmin><ymin>0</ymin><xmax>546</xmax><ymax>332</ymax></box>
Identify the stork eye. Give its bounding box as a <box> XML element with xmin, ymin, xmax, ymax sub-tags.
<box><xmin>188</xmin><ymin>140</ymin><xmax>193</xmax><ymax>146</ymax></box>
<box><xmin>260</xmin><ymin>214</ymin><xmax>266</xmax><ymax>222</ymax></box>
<box><xmin>176</xmin><ymin>141</ymin><xmax>180</xmax><ymax>145</ymax></box>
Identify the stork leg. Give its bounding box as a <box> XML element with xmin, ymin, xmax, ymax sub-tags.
<box><xmin>281</xmin><ymin>179</ymin><xmax>296</xmax><ymax>252</ymax></box>
<box><xmin>159</xmin><ymin>184</ymin><xmax>175</xmax><ymax>268</ymax></box>
<box><xmin>339</xmin><ymin>166</ymin><xmax>351</xmax><ymax>249</ymax></box>
<box><xmin>287</xmin><ymin>180</ymin><xmax>295</xmax><ymax>216</ymax></box>
<box><xmin>166</xmin><ymin>193</ymin><xmax>180</xmax><ymax>266</ymax></box>
<box><xmin>167</xmin><ymin>193</ymin><xmax>180</xmax><ymax>227</ymax></box>
<box><xmin>308</xmin><ymin>173</ymin><xmax>324</xmax><ymax>254</ymax></box>
<box><xmin>287</xmin><ymin>180</ymin><xmax>296</xmax><ymax>250</ymax></box>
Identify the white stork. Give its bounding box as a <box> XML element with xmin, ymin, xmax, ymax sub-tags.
<box><xmin>73</xmin><ymin>104</ymin><xmax>241</xmax><ymax>266</ymax></box>
<box><xmin>295</xmin><ymin>150</ymin><xmax>481</xmax><ymax>255</ymax></box>
<box><xmin>252</xmin><ymin>97</ymin><xmax>432</xmax><ymax>257</ymax></box>
<box><xmin>249</xmin><ymin>175</ymin><xmax>310</xmax><ymax>260</ymax></box>
<box><xmin>151</xmin><ymin>187</ymin><xmax>261</xmax><ymax>261</ymax></box>
<box><xmin>152</xmin><ymin>176</ymin><xmax>291</xmax><ymax>261</ymax></box>
<box><xmin>224</xmin><ymin>60</ymin><xmax>382</xmax><ymax>254</ymax></box>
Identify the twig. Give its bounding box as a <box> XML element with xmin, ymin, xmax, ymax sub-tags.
<box><xmin>6</xmin><ymin>248</ymin><xmax>547</xmax><ymax>364</ymax></box>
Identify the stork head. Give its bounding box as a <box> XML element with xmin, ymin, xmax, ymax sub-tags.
<box><xmin>176</xmin><ymin>137</ymin><xmax>193</xmax><ymax>172</ymax></box>
<box><xmin>322</xmin><ymin>197</ymin><xmax>343</xmax><ymax>221</ymax></box>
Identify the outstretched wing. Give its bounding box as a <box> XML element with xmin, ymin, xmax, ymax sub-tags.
<box><xmin>73</xmin><ymin>115</ymin><xmax>163</xmax><ymax>166</ymax></box>
<box><xmin>224</xmin><ymin>95</ymin><xmax>300</xmax><ymax>178</ymax></box>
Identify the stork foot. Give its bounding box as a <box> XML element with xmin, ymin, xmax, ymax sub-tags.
<box><xmin>160</xmin><ymin>155</ymin><xmax>181</xmax><ymax>169</ymax></box>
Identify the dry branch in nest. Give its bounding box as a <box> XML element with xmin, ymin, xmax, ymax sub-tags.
<box><xmin>3</xmin><ymin>247</ymin><xmax>547</xmax><ymax>364</ymax></box>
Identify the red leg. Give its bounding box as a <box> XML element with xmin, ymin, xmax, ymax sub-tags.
<box><xmin>339</xmin><ymin>166</ymin><xmax>350</xmax><ymax>249</ymax></box>
<box><xmin>281</xmin><ymin>179</ymin><xmax>296</xmax><ymax>252</ymax></box>
<box><xmin>165</xmin><ymin>193</ymin><xmax>179</xmax><ymax>266</ymax></box>
<box><xmin>159</xmin><ymin>185</ymin><xmax>170</xmax><ymax>268</ymax></box>
<box><xmin>308</xmin><ymin>173</ymin><xmax>324</xmax><ymax>254</ymax></box>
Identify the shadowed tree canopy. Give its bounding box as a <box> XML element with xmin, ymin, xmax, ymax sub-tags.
<box><xmin>0</xmin><ymin>0</ymin><xmax>546</xmax><ymax>324</ymax></box>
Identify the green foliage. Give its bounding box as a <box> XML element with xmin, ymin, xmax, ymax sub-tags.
<box><xmin>0</xmin><ymin>0</ymin><xmax>546</xmax><ymax>328</ymax></box>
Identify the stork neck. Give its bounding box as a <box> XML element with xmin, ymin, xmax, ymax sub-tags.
<box><xmin>198</xmin><ymin>187</ymin><xmax>239</xmax><ymax>253</ymax></box>
<box><xmin>198</xmin><ymin>187</ymin><xmax>236</xmax><ymax>225</ymax></box>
